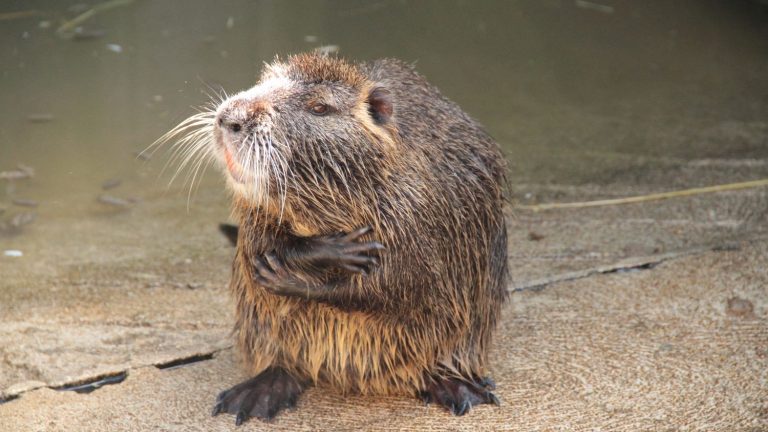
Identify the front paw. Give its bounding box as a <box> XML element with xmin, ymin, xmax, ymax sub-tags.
<box><xmin>252</xmin><ymin>252</ymin><xmax>306</xmax><ymax>296</ymax></box>
<box><xmin>310</xmin><ymin>226</ymin><xmax>385</xmax><ymax>275</ymax></box>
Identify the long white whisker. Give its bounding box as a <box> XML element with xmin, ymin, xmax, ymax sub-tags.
<box><xmin>142</xmin><ymin>103</ymin><xmax>219</xmax><ymax>208</ymax></box>
<box><xmin>240</xmin><ymin>135</ymin><xmax>254</xmax><ymax>189</ymax></box>
<box><xmin>256</xmin><ymin>135</ymin><xmax>266</xmax><ymax>205</ymax></box>
<box><xmin>191</xmin><ymin>152</ymin><xmax>216</xmax><ymax>204</ymax></box>
<box><xmin>143</xmin><ymin>111</ymin><xmax>215</xmax><ymax>160</ymax></box>
<box><xmin>186</xmin><ymin>144</ymin><xmax>212</xmax><ymax>210</ymax></box>
<box><xmin>165</xmin><ymin>130</ymin><xmax>210</xmax><ymax>172</ymax></box>
<box><xmin>268</xmin><ymin>151</ymin><xmax>282</xmax><ymax>219</ymax></box>
<box><xmin>157</xmin><ymin>115</ymin><xmax>215</xmax><ymax>180</ymax></box>
<box><xmin>169</xmin><ymin>137</ymin><xmax>211</xmax><ymax>188</ymax></box>
<box><xmin>269</xmin><ymin>129</ymin><xmax>290</xmax><ymax>223</ymax></box>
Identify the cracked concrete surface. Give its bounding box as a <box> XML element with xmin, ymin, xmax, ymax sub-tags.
<box><xmin>1</xmin><ymin>179</ymin><xmax>767</xmax><ymax>430</ymax></box>
<box><xmin>1</xmin><ymin>237</ymin><xmax>766</xmax><ymax>431</ymax></box>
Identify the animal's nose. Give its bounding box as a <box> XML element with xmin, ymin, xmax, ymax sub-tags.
<box><xmin>217</xmin><ymin>98</ymin><xmax>270</xmax><ymax>134</ymax></box>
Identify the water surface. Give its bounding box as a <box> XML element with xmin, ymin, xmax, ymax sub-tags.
<box><xmin>1</xmin><ymin>0</ymin><xmax>767</xmax><ymax>277</ymax></box>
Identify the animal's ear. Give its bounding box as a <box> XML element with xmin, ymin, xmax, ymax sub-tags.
<box><xmin>367</xmin><ymin>87</ymin><xmax>393</xmax><ymax>124</ymax></box>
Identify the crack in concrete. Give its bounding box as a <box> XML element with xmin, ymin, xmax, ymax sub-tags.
<box><xmin>509</xmin><ymin>249</ymin><xmax>708</xmax><ymax>293</ymax></box>
<box><xmin>55</xmin><ymin>372</ymin><xmax>128</xmax><ymax>394</ymax></box>
<box><xmin>0</xmin><ymin>394</ymin><xmax>19</xmax><ymax>405</ymax></box>
<box><xmin>0</xmin><ymin>345</ymin><xmax>232</xmax><ymax>404</ymax></box>
<box><xmin>155</xmin><ymin>352</ymin><xmax>215</xmax><ymax>370</ymax></box>
<box><xmin>509</xmin><ymin>237</ymin><xmax>768</xmax><ymax>293</ymax></box>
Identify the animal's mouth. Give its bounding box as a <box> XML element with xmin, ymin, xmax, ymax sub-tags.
<box><xmin>217</xmin><ymin>143</ymin><xmax>246</xmax><ymax>184</ymax></box>
<box><xmin>214</xmin><ymin>129</ymin><xmax>280</xmax><ymax>202</ymax></box>
<box><xmin>222</xmin><ymin>145</ymin><xmax>240</xmax><ymax>179</ymax></box>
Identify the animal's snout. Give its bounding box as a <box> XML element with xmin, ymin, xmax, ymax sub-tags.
<box><xmin>217</xmin><ymin>98</ymin><xmax>271</xmax><ymax>135</ymax></box>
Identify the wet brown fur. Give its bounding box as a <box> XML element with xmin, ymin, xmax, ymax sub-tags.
<box><xmin>229</xmin><ymin>53</ymin><xmax>508</xmax><ymax>395</ymax></box>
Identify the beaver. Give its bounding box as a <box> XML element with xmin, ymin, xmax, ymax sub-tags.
<box><xmin>165</xmin><ymin>52</ymin><xmax>508</xmax><ymax>424</ymax></box>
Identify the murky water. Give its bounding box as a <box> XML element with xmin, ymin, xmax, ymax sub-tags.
<box><xmin>1</xmin><ymin>0</ymin><xmax>767</xmax><ymax>283</ymax></box>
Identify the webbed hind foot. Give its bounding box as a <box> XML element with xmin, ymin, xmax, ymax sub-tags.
<box><xmin>419</xmin><ymin>375</ymin><xmax>500</xmax><ymax>416</ymax></box>
<box><xmin>212</xmin><ymin>367</ymin><xmax>306</xmax><ymax>425</ymax></box>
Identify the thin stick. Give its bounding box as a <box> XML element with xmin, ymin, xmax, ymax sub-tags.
<box><xmin>56</xmin><ymin>0</ymin><xmax>134</xmax><ymax>36</ymax></box>
<box><xmin>0</xmin><ymin>10</ymin><xmax>42</xmax><ymax>21</ymax></box>
<box><xmin>518</xmin><ymin>178</ymin><xmax>768</xmax><ymax>211</ymax></box>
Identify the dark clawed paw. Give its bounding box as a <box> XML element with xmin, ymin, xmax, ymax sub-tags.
<box><xmin>264</xmin><ymin>252</ymin><xmax>288</xmax><ymax>278</ymax></box>
<box><xmin>252</xmin><ymin>255</ymin><xmax>278</xmax><ymax>289</ymax></box>
<box><xmin>252</xmin><ymin>252</ymin><xmax>336</xmax><ymax>298</ymax></box>
<box><xmin>419</xmin><ymin>375</ymin><xmax>500</xmax><ymax>416</ymax></box>
<box><xmin>316</xmin><ymin>226</ymin><xmax>385</xmax><ymax>274</ymax></box>
<box><xmin>212</xmin><ymin>367</ymin><xmax>305</xmax><ymax>425</ymax></box>
<box><xmin>252</xmin><ymin>252</ymin><xmax>297</xmax><ymax>294</ymax></box>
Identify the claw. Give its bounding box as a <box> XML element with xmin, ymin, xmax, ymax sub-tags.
<box><xmin>254</xmin><ymin>255</ymin><xmax>285</xmax><ymax>287</ymax></box>
<box><xmin>342</xmin><ymin>226</ymin><xmax>372</xmax><ymax>241</ymax></box>
<box><xmin>455</xmin><ymin>400</ymin><xmax>471</xmax><ymax>416</ymax></box>
<box><xmin>419</xmin><ymin>375</ymin><xmax>500</xmax><ymax>416</ymax></box>
<box><xmin>419</xmin><ymin>391</ymin><xmax>432</xmax><ymax>405</ymax></box>
<box><xmin>339</xmin><ymin>254</ymin><xmax>375</xmax><ymax>265</ymax></box>
<box><xmin>235</xmin><ymin>410</ymin><xmax>247</xmax><ymax>426</ymax></box>
<box><xmin>342</xmin><ymin>241</ymin><xmax>385</xmax><ymax>254</ymax></box>
<box><xmin>341</xmin><ymin>263</ymin><xmax>367</xmax><ymax>274</ymax></box>
<box><xmin>253</xmin><ymin>258</ymin><xmax>269</xmax><ymax>274</ymax></box>
<box><xmin>212</xmin><ymin>402</ymin><xmax>223</xmax><ymax>417</ymax></box>
<box><xmin>264</xmin><ymin>252</ymin><xmax>285</xmax><ymax>275</ymax></box>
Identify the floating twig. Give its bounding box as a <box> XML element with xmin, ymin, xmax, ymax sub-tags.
<box><xmin>575</xmin><ymin>0</ymin><xmax>614</xmax><ymax>14</ymax></box>
<box><xmin>0</xmin><ymin>10</ymin><xmax>43</xmax><ymax>21</ymax></box>
<box><xmin>57</xmin><ymin>0</ymin><xmax>134</xmax><ymax>37</ymax></box>
<box><xmin>518</xmin><ymin>178</ymin><xmax>768</xmax><ymax>211</ymax></box>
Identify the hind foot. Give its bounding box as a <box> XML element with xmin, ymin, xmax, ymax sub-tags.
<box><xmin>212</xmin><ymin>367</ymin><xmax>305</xmax><ymax>425</ymax></box>
<box><xmin>419</xmin><ymin>375</ymin><xmax>500</xmax><ymax>416</ymax></box>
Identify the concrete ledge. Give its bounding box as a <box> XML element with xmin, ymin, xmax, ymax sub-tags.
<box><xmin>2</xmin><ymin>241</ymin><xmax>766</xmax><ymax>431</ymax></box>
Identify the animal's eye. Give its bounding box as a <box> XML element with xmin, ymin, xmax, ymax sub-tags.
<box><xmin>309</xmin><ymin>103</ymin><xmax>329</xmax><ymax>116</ymax></box>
